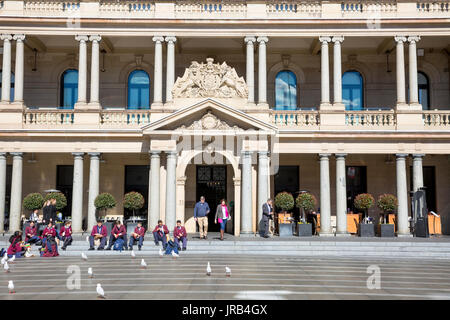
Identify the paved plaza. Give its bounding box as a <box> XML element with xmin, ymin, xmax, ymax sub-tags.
<box><xmin>2</xmin><ymin>253</ymin><xmax>450</xmax><ymax>300</ymax></box>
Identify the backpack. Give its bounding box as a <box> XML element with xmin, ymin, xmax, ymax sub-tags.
<box><xmin>113</xmin><ymin>238</ymin><xmax>124</xmax><ymax>251</ymax></box>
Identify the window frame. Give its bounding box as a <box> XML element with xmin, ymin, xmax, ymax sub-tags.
<box><xmin>342</xmin><ymin>70</ymin><xmax>364</xmax><ymax>111</ymax></box>
<box><xmin>127</xmin><ymin>69</ymin><xmax>150</xmax><ymax>110</ymax></box>
<box><xmin>274</xmin><ymin>70</ymin><xmax>298</xmax><ymax>110</ymax></box>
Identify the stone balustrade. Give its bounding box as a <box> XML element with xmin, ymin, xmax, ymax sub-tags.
<box><xmin>345</xmin><ymin>110</ymin><xmax>396</xmax><ymax>128</ymax></box>
<box><xmin>417</xmin><ymin>1</ymin><xmax>450</xmax><ymax>14</ymax></box>
<box><xmin>100</xmin><ymin>109</ymin><xmax>152</xmax><ymax>127</ymax></box>
<box><xmin>270</xmin><ymin>110</ymin><xmax>320</xmax><ymax>128</ymax></box>
<box><xmin>23</xmin><ymin>0</ymin><xmax>79</xmax><ymax>15</ymax></box>
<box><xmin>174</xmin><ymin>1</ymin><xmax>246</xmax><ymax>18</ymax></box>
<box><xmin>341</xmin><ymin>1</ymin><xmax>397</xmax><ymax>17</ymax></box>
<box><xmin>266</xmin><ymin>1</ymin><xmax>321</xmax><ymax>17</ymax></box>
<box><xmin>99</xmin><ymin>0</ymin><xmax>154</xmax><ymax>17</ymax></box>
<box><xmin>423</xmin><ymin>110</ymin><xmax>450</xmax><ymax>127</ymax></box>
<box><xmin>23</xmin><ymin>109</ymin><xmax>74</xmax><ymax>126</ymax></box>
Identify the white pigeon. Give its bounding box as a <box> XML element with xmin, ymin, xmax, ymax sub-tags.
<box><xmin>96</xmin><ymin>283</ymin><xmax>105</xmax><ymax>299</ymax></box>
<box><xmin>206</xmin><ymin>262</ymin><xmax>211</xmax><ymax>276</ymax></box>
<box><xmin>4</xmin><ymin>262</ymin><xmax>9</xmax><ymax>273</ymax></box>
<box><xmin>159</xmin><ymin>248</ymin><xmax>163</xmax><ymax>257</ymax></box>
<box><xmin>88</xmin><ymin>267</ymin><xmax>93</xmax><ymax>278</ymax></box>
<box><xmin>7</xmin><ymin>255</ymin><xmax>15</xmax><ymax>263</ymax></box>
<box><xmin>140</xmin><ymin>259</ymin><xmax>147</xmax><ymax>269</ymax></box>
<box><xmin>8</xmin><ymin>280</ymin><xmax>14</xmax><ymax>294</ymax></box>
<box><xmin>225</xmin><ymin>266</ymin><xmax>231</xmax><ymax>277</ymax></box>
<box><xmin>171</xmin><ymin>251</ymin><xmax>179</xmax><ymax>258</ymax></box>
<box><xmin>81</xmin><ymin>252</ymin><xmax>88</xmax><ymax>261</ymax></box>
<box><xmin>131</xmin><ymin>250</ymin><xmax>136</xmax><ymax>258</ymax></box>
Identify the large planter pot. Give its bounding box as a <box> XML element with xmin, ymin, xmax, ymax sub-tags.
<box><xmin>279</xmin><ymin>223</ymin><xmax>293</xmax><ymax>237</ymax></box>
<box><xmin>358</xmin><ymin>223</ymin><xmax>375</xmax><ymax>237</ymax></box>
<box><xmin>297</xmin><ymin>223</ymin><xmax>312</xmax><ymax>237</ymax></box>
<box><xmin>377</xmin><ymin>224</ymin><xmax>395</xmax><ymax>237</ymax></box>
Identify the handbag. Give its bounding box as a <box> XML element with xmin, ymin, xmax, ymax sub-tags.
<box><xmin>218</xmin><ymin>218</ymin><xmax>223</xmax><ymax>224</ymax></box>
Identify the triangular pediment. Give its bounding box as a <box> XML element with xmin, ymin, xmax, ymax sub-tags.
<box><xmin>142</xmin><ymin>99</ymin><xmax>277</xmax><ymax>135</ymax></box>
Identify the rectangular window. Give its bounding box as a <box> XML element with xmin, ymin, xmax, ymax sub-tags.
<box><xmin>409</xmin><ymin>166</ymin><xmax>436</xmax><ymax>212</ymax></box>
<box><xmin>124</xmin><ymin>165</ymin><xmax>149</xmax><ymax>219</ymax></box>
<box><xmin>346</xmin><ymin>166</ymin><xmax>367</xmax><ymax>213</ymax></box>
<box><xmin>56</xmin><ymin>165</ymin><xmax>73</xmax><ymax>219</ymax></box>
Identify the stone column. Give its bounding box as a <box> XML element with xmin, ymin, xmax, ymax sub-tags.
<box><xmin>332</xmin><ymin>36</ymin><xmax>344</xmax><ymax>107</ymax></box>
<box><xmin>319</xmin><ymin>37</ymin><xmax>331</xmax><ymax>107</ymax></box>
<box><xmin>165</xmin><ymin>151</ymin><xmax>177</xmax><ymax>232</ymax></box>
<box><xmin>71</xmin><ymin>153</ymin><xmax>84</xmax><ymax>233</ymax></box>
<box><xmin>244</xmin><ymin>36</ymin><xmax>256</xmax><ymax>104</ymax></box>
<box><xmin>165</xmin><ymin>36</ymin><xmax>176</xmax><ymax>104</ymax></box>
<box><xmin>87</xmin><ymin>153</ymin><xmax>100</xmax><ymax>231</ymax></box>
<box><xmin>257</xmin><ymin>36</ymin><xmax>268</xmax><ymax>106</ymax></box>
<box><xmin>257</xmin><ymin>151</ymin><xmax>269</xmax><ymax>227</ymax></box>
<box><xmin>412</xmin><ymin>154</ymin><xmax>425</xmax><ymax>192</ymax></box>
<box><xmin>13</xmin><ymin>34</ymin><xmax>25</xmax><ymax>105</ymax></box>
<box><xmin>148</xmin><ymin>151</ymin><xmax>160</xmax><ymax>232</ymax></box>
<box><xmin>319</xmin><ymin>153</ymin><xmax>333</xmax><ymax>236</ymax></box>
<box><xmin>335</xmin><ymin>154</ymin><xmax>349</xmax><ymax>236</ymax></box>
<box><xmin>241</xmin><ymin>151</ymin><xmax>253</xmax><ymax>235</ymax></box>
<box><xmin>395</xmin><ymin>36</ymin><xmax>407</xmax><ymax>106</ymax></box>
<box><xmin>9</xmin><ymin>153</ymin><xmax>23</xmax><ymax>232</ymax></box>
<box><xmin>89</xmin><ymin>35</ymin><xmax>101</xmax><ymax>106</ymax></box>
<box><xmin>152</xmin><ymin>36</ymin><xmax>164</xmax><ymax>106</ymax></box>
<box><xmin>1</xmin><ymin>34</ymin><xmax>12</xmax><ymax>103</ymax></box>
<box><xmin>75</xmin><ymin>35</ymin><xmax>89</xmax><ymax>105</ymax></box>
<box><xmin>0</xmin><ymin>153</ymin><xmax>6</xmax><ymax>232</ymax></box>
<box><xmin>408</xmin><ymin>36</ymin><xmax>421</xmax><ymax>106</ymax></box>
<box><xmin>396</xmin><ymin>154</ymin><xmax>410</xmax><ymax>236</ymax></box>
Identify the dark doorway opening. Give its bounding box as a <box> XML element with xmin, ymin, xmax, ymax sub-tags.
<box><xmin>196</xmin><ymin>165</ymin><xmax>227</xmax><ymax>233</ymax></box>
<box><xmin>124</xmin><ymin>165</ymin><xmax>149</xmax><ymax>219</ymax></box>
<box><xmin>4</xmin><ymin>165</ymin><xmax>12</xmax><ymax>230</ymax></box>
<box><xmin>409</xmin><ymin>166</ymin><xmax>436</xmax><ymax>212</ymax></box>
<box><xmin>346</xmin><ymin>166</ymin><xmax>367</xmax><ymax>213</ymax></box>
<box><xmin>56</xmin><ymin>165</ymin><xmax>73</xmax><ymax>219</ymax></box>
<box><xmin>274</xmin><ymin>166</ymin><xmax>299</xmax><ymax>217</ymax></box>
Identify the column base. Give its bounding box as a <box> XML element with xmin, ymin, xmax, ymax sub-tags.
<box><xmin>151</xmin><ymin>102</ymin><xmax>164</xmax><ymax>109</ymax></box>
<box><xmin>332</xmin><ymin>102</ymin><xmax>346</xmax><ymax>110</ymax></box>
<box><xmin>239</xmin><ymin>231</ymin><xmax>256</xmax><ymax>237</ymax></box>
<box><xmin>408</xmin><ymin>103</ymin><xmax>423</xmax><ymax>111</ymax></box>
<box><xmin>319</xmin><ymin>102</ymin><xmax>333</xmax><ymax>110</ymax></box>
<box><xmin>86</xmin><ymin>102</ymin><xmax>102</xmax><ymax>110</ymax></box>
<box><xmin>335</xmin><ymin>231</ymin><xmax>351</xmax><ymax>237</ymax></box>
<box><xmin>256</xmin><ymin>102</ymin><xmax>269</xmax><ymax>109</ymax></box>
<box><xmin>395</xmin><ymin>102</ymin><xmax>409</xmax><ymax>111</ymax></box>
<box><xmin>397</xmin><ymin>233</ymin><xmax>413</xmax><ymax>238</ymax></box>
<box><xmin>318</xmin><ymin>231</ymin><xmax>334</xmax><ymax>237</ymax></box>
<box><xmin>9</xmin><ymin>101</ymin><xmax>26</xmax><ymax>110</ymax></box>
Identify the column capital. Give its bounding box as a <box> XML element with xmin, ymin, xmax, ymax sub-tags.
<box><xmin>256</xmin><ymin>36</ymin><xmax>268</xmax><ymax>44</ymax></box>
<box><xmin>395</xmin><ymin>153</ymin><xmax>408</xmax><ymax>159</ymax></box>
<box><xmin>394</xmin><ymin>36</ymin><xmax>407</xmax><ymax>43</ymax></box>
<box><xmin>0</xmin><ymin>34</ymin><xmax>12</xmax><ymax>41</ymax></box>
<box><xmin>319</xmin><ymin>36</ymin><xmax>332</xmax><ymax>43</ymax></box>
<box><xmin>335</xmin><ymin>153</ymin><xmax>347</xmax><ymax>159</ymax></box>
<box><xmin>72</xmin><ymin>152</ymin><xmax>85</xmax><ymax>158</ymax></box>
<box><xmin>166</xmin><ymin>151</ymin><xmax>177</xmax><ymax>157</ymax></box>
<box><xmin>258</xmin><ymin>150</ymin><xmax>269</xmax><ymax>157</ymax></box>
<box><xmin>150</xmin><ymin>150</ymin><xmax>161</xmax><ymax>157</ymax></box>
<box><xmin>165</xmin><ymin>36</ymin><xmax>176</xmax><ymax>43</ymax></box>
<box><xmin>89</xmin><ymin>35</ymin><xmax>102</xmax><ymax>42</ymax></box>
<box><xmin>407</xmin><ymin>36</ymin><xmax>421</xmax><ymax>44</ymax></box>
<box><xmin>319</xmin><ymin>153</ymin><xmax>331</xmax><ymax>159</ymax></box>
<box><xmin>332</xmin><ymin>36</ymin><xmax>344</xmax><ymax>43</ymax></box>
<box><xmin>10</xmin><ymin>152</ymin><xmax>23</xmax><ymax>158</ymax></box>
<box><xmin>233</xmin><ymin>177</ymin><xmax>241</xmax><ymax>186</ymax></box>
<box><xmin>88</xmin><ymin>152</ymin><xmax>101</xmax><ymax>158</ymax></box>
<box><xmin>152</xmin><ymin>36</ymin><xmax>165</xmax><ymax>43</ymax></box>
<box><xmin>176</xmin><ymin>176</ymin><xmax>187</xmax><ymax>186</ymax></box>
<box><xmin>75</xmin><ymin>35</ymin><xmax>89</xmax><ymax>42</ymax></box>
<box><xmin>13</xmin><ymin>34</ymin><xmax>25</xmax><ymax>42</ymax></box>
<box><xmin>241</xmin><ymin>150</ymin><xmax>253</xmax><ymax>156</ymax></box>
<box><xmin>244</xmin><ymin>36</ymin><xmax>256</xmax><ymax>44</ymax></box>
<box><xmin>412</xmin><ymin>153</ymin><xmax>425</xmax><ymax>159</ymax></box>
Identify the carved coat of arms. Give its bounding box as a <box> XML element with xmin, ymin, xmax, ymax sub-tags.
<box><xmin>172</xmin><ymin>58</ymin><xmax>248</xmax><ymax>99</ymax></box>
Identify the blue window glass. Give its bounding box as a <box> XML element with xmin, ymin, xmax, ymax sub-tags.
<box><xmin>275</xmin><ymin>70</ymin><xmax>297</xmax><ymax>110</ymax></box>
<box><xmin>342</xmin><ymin>71</ymin><xmax>363</xmax><ymax>110</ymax></box>
<box><xmin>60</xmin><ymin>69</ymin><xmax>78</xmax><ymax>109</ymax></box>
<box><xmin>418</xmin><ymin>72</ymin><xmax>429</xmax><ymax>110</ymax></box>
<box><xmin>128</xmin><ymin>70</ymin><xmax>150</xmax><ymax>109</ymax></box>
<box><xmin>0</xmin><ymin>71</ymin><xmax>15</xmax><ymax>101</ymax></box>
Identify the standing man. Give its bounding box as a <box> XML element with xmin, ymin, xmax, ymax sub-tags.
<box><xmin>262</xmin><ymin>198</ymin><xmax>274</xmax><ymax>238</ymax></box>
<box><xmin>194</xmin><ymin>196</ymin><xmax>210</xmax><ymax>240</ymax></box>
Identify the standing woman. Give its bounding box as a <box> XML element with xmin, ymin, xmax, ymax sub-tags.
<box><xmin>215</xmin><ymin>199</ymin><xmax>231</xmax><ymax>241</ymax></box>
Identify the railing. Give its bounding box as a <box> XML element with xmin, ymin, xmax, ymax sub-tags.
<box><xmin>423</xmin><ymin>111</ymin><xmax>450</xmax><ymax>127</ymax></box>
<box><xmin>99</xmin><ymin>0</ymin><xmax>154</xmax><ymax>17</ymax></box>
<box><xmin>23</xmin><ymin>109</ymin><xmax>74</xmax><ymax>126</ymax></box>
<box><xmin>341</xmin><ymin>1</ymin><xmax>397</xmax><ymax>17</ymax></box>
<box><xmin>23</xmin><ymin>0</ymin><xmax>80</xmax><ymax>16</ymax></box>
<box><xmin>175</xmin><ymin>1</ymin><xmax>247</xmax><ymax>18</ymax></box>
<box><xmin>270</xmin><ymin>110</ymin><xmax>320</xmax><ymax>128</ymax></box>
<box><xmin>417</xmin><ymin>1</ymin><xmax>450</xmax><ymax>14</ymax></box>
<box><xmin>100</xmin><ymin>109</ymin><xmax>152</xmax><ymax>126</ymax></box>
<box><xmin>267</xmin><ymin>1</ymin><xmax>322</xmax><ymax>17</ymax></box>
<box><xmin>345</xmin><ymin>110</ymin><xmax>396</xmax><ymax>127</ymax></box>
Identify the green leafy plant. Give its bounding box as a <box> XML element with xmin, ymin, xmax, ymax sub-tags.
<box><xmin>123</xmin><ymin>191</ymin><xmax>145</xmax><ymax>216</ymax></box>
<box><xmin>295</xmin><ymin>192</ymin><xmax>317</xmax><ymax>223</ymax></box>
<box><xmin>23</xmin><ymin>193</ymin><xmax>44</xmax><ymax>211</ymax></box>
<box><xmin>44</xmin><ymin>192</ymin><xmax>67</xmax><ymax>211</ymax></box>
<box><xmin>274</xmin><ymin>192</ymin><xmax>294</xmax><ymax>213</ymax></box>
<box><xmin>377</xmin><ymin>194</ymin><xmax>398</xmax><ymax>214</ymax></box>
<box><xmin>94</xmin><ymin>193</ymin><xmax>117</xmax><ymax>217</ymax></box>
<box><xmin>354</xmin><ymin>193</ymin><xmax>375</xmax><ymax>220</ymax></box>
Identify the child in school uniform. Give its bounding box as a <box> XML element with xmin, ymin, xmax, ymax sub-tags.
<box><xmin>59</xmin><ymin>220</ymin><xmax>73</xmax><ymax>251</ymax></box>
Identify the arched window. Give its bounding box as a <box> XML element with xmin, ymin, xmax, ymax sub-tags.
<box><xmin>0</xmin><ymin>71</ymin><xmax>15</xmax><ymax>101</ymax></box>
<box><xmin>418</xmin><ymin>71</ymin><xmax>430</xmax><ymax>110</ymax></box>
<box><xmin>342</xmin><ymin>71</ymin><xmax>363</xmax><ymax>111</ymax></box>
<box><xmin>60</xmin><ymin>69</ymin><xmax>78</xmax><ymax>109</ymax></box>
<box><xmin>128</xmin><ymin>70</ymin><xmax>150</xmax><ymax>109</ymax></box>
<box><xmin>275</xmin><ymin>70</ymin><xmax>297</xmax><ymax>110</ymax></box>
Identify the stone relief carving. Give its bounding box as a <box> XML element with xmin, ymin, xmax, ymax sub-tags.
<box><xmin>176</xmin><ymin>111</ymin><xmax>243</xmax><ymax>131</ymax></box>
<box><xmin>172</xmin><ymin>58</ymin><xmax>248</xmax><ymax>99</ymax></box>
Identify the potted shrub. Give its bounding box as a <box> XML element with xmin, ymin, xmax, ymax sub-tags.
<box><xmin>123</xmin><ymin>191</ymin><xmax>145</xmax><ymax>218</ymax></box>
<box><xmin>354</xmin><ymin>193</ymin><xmax>375</xmax><ymax>237</ymax></box>
<box><xmin>274</xmin><ymin>192</ymin><xmax>295</xmax><ymax>237</ymax></box>
<box><xmin>377</xmin><ymin>194</ymin><xmax>398</xmax><ymax>237</ymax></box>
<box><xmin>23</xmin><ymin>193</ymin><xmax>44</xmax><ymax>217</ymax></box>
<box><xmin>295</xmin><ymin>192</ymin><xmax>317</xmax><ymax>237</ymax></box>
<box><xmin>94</xmin><ymin>193</ymin><xmax>117</xmax><ymax>219</ymax></box>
